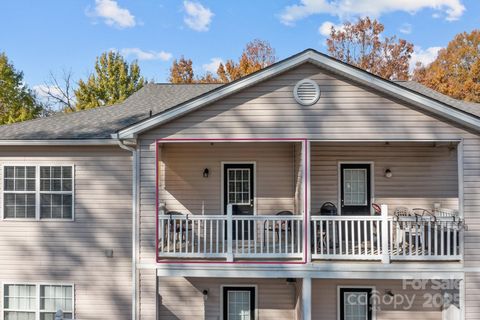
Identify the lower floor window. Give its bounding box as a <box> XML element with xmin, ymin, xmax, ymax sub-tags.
<box><xmin>3</xmin><ymin>284</ymin><xmax>73</xmax><ymax>320</ymax></box>
<box><xmin>223</xmin><ymin>286</ymin><xmax>255</xmax><ymax>320</ymax></box>
<box><xmin>339</xmin><ymin>288</ymin><xmax>373</xmax><ymax>320</ymax></box>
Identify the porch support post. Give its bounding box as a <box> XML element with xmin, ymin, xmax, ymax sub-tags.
<box><xmin>227</xmin><ymin>204</ymin><xmax>233</xmax><ymax>262</ymax></box>
<box><xmin>304</xmin><ymin>140</ymin><xmax>311</xmax><ymax>263</ymax></box>
<box><xmin>381</xmin><ymin>204</ymin><xmax>390</xmax><ymax>264</ymax></box>
<box><xmin>302</xmin><ymin>277</ymin><xmax>312</xmax><ymax>320</ymax></box>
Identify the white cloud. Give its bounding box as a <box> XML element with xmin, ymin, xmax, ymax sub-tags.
<box><xmin>91</xmin><ymin>0</ymin><xmax>136</xmax><ymax>28</ymax></box>
<box><xmin>120</xmin><ymin>48</ymin><xmax>172</xmax><ymax>61</ymax></box>
<box><xmin>202</xmin><ymin>57</ymin><xmax>223</xmax><ymax>73</ymax></box>
<box><xmin>33</xmin><ymin>84</ymin><xmax>63</xmax><ymax>99</ymax></box>
<box><xmin>410</xmin><ymin>46</ymin><xmax>443</xmax><ymax>70</ymax></box>
<box><xmin>183</xmin><ymin>1</ymin><xmax>214</xmax><ymax>32</ymax></box>
<box><xmin>279</xmin><ymin>0</ymin><xmax>465</xmax><ymax>25</ymax></box>
<box><xmin>399</xmin><ymin>23</ymin><xmax>412</xmax><ymax>34</ymax></box>
<box><xmin>318</xmin><ymin>21</ymin><xmax>343</xmax><ymax>36</ymax></box>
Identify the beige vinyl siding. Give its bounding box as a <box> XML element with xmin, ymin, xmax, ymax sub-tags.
<box><xmin>312</xmin><ymin>279</ymin><xmax>445</xmax><ymax>320</ymax></box>
<box><xmin>141</xmin><ymin>63</ymin><xmax>467</xmax><ymax>141</ymax></box>
<box><xmin>137</xmin><ymin>61</ymin><xmax>480</xmax><ymax>318</ymax></box>
<box><xmin>157</xmin><ymin>277</ymin><xmax>296</xmax><ymax>320</ymax></box>
<box><xmin>311</xmin><ymin>142</ymin><xmax>459</xmax><ymax>213</ymax></box>
<box><xmin>139</xmin><ymin>269</ymin><xmax>157</xmax><ymax>320</ymax></box>
<box><xmin>158</xmin><ymin>142</ymin><xmax>298</xmax><ymax>216</ymax></box>
<box><xmin>0</xmin><ymin>146</ymin><xmax>132</xmax><ymax>320</ymax></box>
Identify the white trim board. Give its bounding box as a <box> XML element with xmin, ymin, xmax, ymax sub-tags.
<box><xmin>115</xmin><ymin>49</ymin><xmax>480</xmax><ymax>139</ymax></box>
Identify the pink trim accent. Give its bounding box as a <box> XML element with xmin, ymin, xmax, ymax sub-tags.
<box><xmin>155</xmin><ymin>138</ymin><xmax>308</xmax><ymax>265</ymax></box>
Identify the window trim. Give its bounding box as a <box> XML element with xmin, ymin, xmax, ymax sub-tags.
<box><xmin>220</xmin><ymin>284</ymin><xmax>258</xmax><ymax>320</ymax></box>
<box><xmin>1</xmin><ymin>164</ymin><xmax>75</xmax><ymax>221</ymax></box>
<box><xmin>1</xmin><ymin>282</ymin><xmax>75</xmax><ymax>320</ymax></box>
<box><xmin>337</xmin><ymin>285</ymin><xmax>376</xmax><ymax>320</ymax></box>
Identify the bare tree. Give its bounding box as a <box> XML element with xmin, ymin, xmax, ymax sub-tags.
<box><xmin>40</xmin><ymin>69</ymin><xmax>76</xmax><ymax>113</ymax></box>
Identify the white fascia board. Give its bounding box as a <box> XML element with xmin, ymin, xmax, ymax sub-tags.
<box><xmin>0</xmin><ymin>139</ymin><xmax>119</xmax><ymax>146</ymax></box>
<box><xmin>117</xmin><ymin>50</ymin><xmax>480</xmax><ymax>139</ymax></box>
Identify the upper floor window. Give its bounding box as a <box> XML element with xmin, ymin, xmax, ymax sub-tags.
<box><xmin>3</xmin><ymin>165</ymin><xmax>74</xmax><ymax>220</ymax></box>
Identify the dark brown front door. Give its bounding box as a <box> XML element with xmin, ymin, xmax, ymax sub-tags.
<box><xmin>340</xmin><ymin>164</ymin><xmax>371</xmax><ymax>215</ymax></box>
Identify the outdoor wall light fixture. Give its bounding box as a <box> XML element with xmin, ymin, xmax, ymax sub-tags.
<box><xmin>384</xmin><ymin>168</ymin><xmax>393</xmax><ymax>178</ymax></box>
<box><xmin>202</xmin><ymin>289</ymin><xmax>209</xmax><ymax>301</ymax></box>
<box><xmin>384</xmin><ymin>289</ymin><xmax>394</xmax><ymax>297</ymax></box>
<box><xmin>203</xmin><ymin>168</ymin><xmax>209</xmax><ymax>178</ymax></box>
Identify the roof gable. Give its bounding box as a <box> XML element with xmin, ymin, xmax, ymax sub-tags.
<box><xmin>116</xmin><ymin>49</ymin><xmax>480</xmax><ymax>139</ymax></box>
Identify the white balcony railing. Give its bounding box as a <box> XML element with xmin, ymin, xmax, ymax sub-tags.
<box><xmin>158</xmin><ymin>204</ymin><xmax>304</xmax><ymax>261</ymax></box>
<box><xmin>311</xmin><ymin>205</ymin><xmax>464</xmax><ymax>262</ymax></box>
<box><xmin>158</xmin><ymin>204</ymin><xmax>463</xmax><ymax>262</ymax></box>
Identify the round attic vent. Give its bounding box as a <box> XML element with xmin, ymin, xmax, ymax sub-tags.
<box><xmin>293</xmin><ymin>79</ymin><xmax>320</xmax><ymax>106</ymax></box>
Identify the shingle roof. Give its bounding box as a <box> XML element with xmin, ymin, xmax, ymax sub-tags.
<box><xmin>394</xmin><ymin>81</ymin><xmax>480</xmax><ymax>118</ymax></box>
<box><xmin>0</xmin><ymin>83</ymin><xmax>222</xmax><ymax>140</ymax></box>
<box><xmin>0</xmin><ymin>72</ymin><xmax>478</xmax><ymax>140</ymax></box>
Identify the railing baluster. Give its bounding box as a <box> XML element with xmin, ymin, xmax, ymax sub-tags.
<box><xmin>197</xmin><ymin>219</ymin><xmax>201</xmax><ymax>254</ymax></box>
<box><xmin>356</xmin><ymin>220</ymin><xmax>361</xmax><ymax>256</ymax></box>
<box><xmin>332</xmin><ymin>220</ymin><xmax>337</xmax><ymax>255</ymax></box>
<box><xmin>453</xmin><ymin>223</ymin><xmax>458</xmax><ymax>256</ymax></box>
<box><xmin>339</xmin><ymin>220</ymin><xmax>343</xmax><ymax>255</ymax></box>
<box><xmin>160</xmin><ymin>218</ymin><xmax>165</xmax><ymax>253</ymax></box>
<box><xmin>447</xmin><ymin>221</ymin><xmax>451</xmax><ymax>256</ymax></box>
<box><xmin>441</xmin><ymin>221</ymin><xmax>445</xmax><ymax>256</ymax></box>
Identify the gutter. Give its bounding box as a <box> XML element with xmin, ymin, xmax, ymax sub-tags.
<box><xmin>115</xmin><ymin>135</ymin><xmax>138</xmax><ymax>320</ymax></box>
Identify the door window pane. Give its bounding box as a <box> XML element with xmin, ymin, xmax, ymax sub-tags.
<box><xmin>227</xmin><ymin>169</ymin><xmax>250</xmax><ymax>205</ymax></box>
<box><xmin>227</xmin><ymin>291</ymin><xmax>251</xmax><ymax>320</ymax></box>
<box><xmin>343</xmin><ymin>169</ymin><xmax>367</xmax><ymax>206</ymax></box>
<box><xmin>343</xmin><ymin>292</ymin><xmax>369</xmax><ymax>320</ymax></box>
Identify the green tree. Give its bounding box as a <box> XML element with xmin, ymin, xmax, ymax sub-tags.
<box><xmin>413</xmin><ymin>30</ymin><xmax>480</xmax><ymax>103</ymax></box>
<box><xmin>74</xmin><ymin>51</ymin><xmax>145</xmax><ymax>110</ymax></box>
<box><xmin>0</xmin><ymin>53</ymin><xmax>42</xmax><ymax>124</ymax></box>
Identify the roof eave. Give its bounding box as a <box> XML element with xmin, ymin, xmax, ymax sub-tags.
<box><xmin>0</xmin><ymin>139</ymin><xmax>119</xmax><ymax>146</ymax></box>
<box><xmin>116</xmin><ymin>50</ymin><xmax>480</xmax><ymax>139</ymax></box>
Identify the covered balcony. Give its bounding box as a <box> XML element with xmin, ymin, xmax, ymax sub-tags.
<box><xmin>156</xmin><ymin>140</ymin><xmax>465</xmax><ymax>263</ymax></box>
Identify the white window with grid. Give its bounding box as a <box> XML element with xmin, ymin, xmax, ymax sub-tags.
<box><xmin>227</xmin><ymin>290</ymin><xmax>251</xmax><ymax>320</ymax></box>
<box><xmin>343</xmin><ymin>168</ymin><xmax>367</xmax><ymax>206</ymax></box>
<box><xmin>2</xmin><ymin>284</ymin><xmax>74</xmax><ymax>320</ymax></box>
<box><xmin>39</xmin><ymin>285</ymin><xmax>73</xmax><ymax>320</ymax></box>
<box><xmin>343</xmin><ymin>292</ymin><xmax>369</xmax><ymax>320</ymax></box>
<box><xmin>40</xmin><ymin>167</ymin><xmax>73</xmax><ymax>219</ymax></box>
<box><xmin>3</xmin><ymin>166</ymin><xmax>36</xmax><ymax>219</ymax></box>
<box><xmin>3</xmin><ymin>284</ymin><xmax>36</xmax><ymax>320</ymax></box>
<box><xmin>227</xmin><ymin>169</ymin><xmax>251</xmax><ymax>205</ymax></box>
<box><xmin>2</xmin><ymin>165</ymin><xmax>74</xmax><ymax>220</ymax></box>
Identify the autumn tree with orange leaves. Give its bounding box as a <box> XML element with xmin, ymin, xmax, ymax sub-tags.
<box><xmin>326</xmin><ymin>17</ymin><xmax>414</xmax><ymax>80</ymax></box>
<box><xmin>413</xmin><ymin>30</ymin><xmax>480</xmax><ymax>103</ymax></box>
<box><xmin>169</xmin><ymin>39</ymin><xmax>276</xmax><ymax>84</ymax></box>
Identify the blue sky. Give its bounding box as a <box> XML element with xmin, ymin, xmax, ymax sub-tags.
<box><xmin>0</xmin><ymin>0</ymin><xmax>479</xmax><ymax>95</ymax></box>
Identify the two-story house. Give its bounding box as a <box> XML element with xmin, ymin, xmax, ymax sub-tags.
<box><xmin>0</xmin><ymin>49</ymin><xmax>478</xmax><ymax>320</ymax></box>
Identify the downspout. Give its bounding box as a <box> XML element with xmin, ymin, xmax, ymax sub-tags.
<box><xmin>115</xmin><ymin>135</ymin><xmax>138</xmax><ymax>320</ymax></box>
